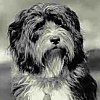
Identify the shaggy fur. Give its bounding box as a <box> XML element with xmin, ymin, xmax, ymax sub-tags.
<box><xmin>8</xmin><ymin>3</ymin><xmax>97</xmax><ymax>100</ymax></box>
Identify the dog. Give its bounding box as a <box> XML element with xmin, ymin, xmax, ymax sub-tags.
<box><xmin>8</xmin><ymin>3</ymin><xmax>97</xmax><ymax>100</ymax></box>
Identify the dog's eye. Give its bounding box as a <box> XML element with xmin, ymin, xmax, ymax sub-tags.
<box><xmin>30</xmin><ymin>34</ymin><xmax>39</xmax><ymax>43</ymax></box>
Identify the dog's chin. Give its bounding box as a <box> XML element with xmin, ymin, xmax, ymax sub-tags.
<box><xmin>42</xmin><ymin>47</ymin><xmax>67</xmax><ymax>67</ymax></box>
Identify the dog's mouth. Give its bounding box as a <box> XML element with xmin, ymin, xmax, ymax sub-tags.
<box><xmin>42</xmin><ymin>47</ymin><xmax>67</xmax><ymax>66</ymax></box>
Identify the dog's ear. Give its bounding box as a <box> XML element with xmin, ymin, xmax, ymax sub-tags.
<box><xmin>8</xmin><ymin>10</ymin><xmax>27</xmax><ymax>49</ymax></box>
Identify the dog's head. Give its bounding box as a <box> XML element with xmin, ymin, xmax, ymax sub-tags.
<box><xmin>8</xmin><ymin>3</ymin><xmax>85</xmax><ymax>75</ymax></box>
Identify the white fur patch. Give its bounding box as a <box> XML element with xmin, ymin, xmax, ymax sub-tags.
<box><xmin>23</xmin><ymin>81</ymin><xmax>73</xmax><ymax>100</ymax></box>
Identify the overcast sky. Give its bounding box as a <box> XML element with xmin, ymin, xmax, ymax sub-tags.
<box><xmin>0</xmin><ymin>0</ymin><xmax>100</xmax><ymax>63</ymax></box>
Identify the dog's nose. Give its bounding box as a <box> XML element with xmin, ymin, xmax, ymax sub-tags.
<box><xmin>50</xmin><ymin>36</ymin><xmax>60</xmax><ymax>44</ymax></box>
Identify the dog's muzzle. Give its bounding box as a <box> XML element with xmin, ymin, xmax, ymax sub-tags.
<box><xmin>40</xmin><ymin>35</ymin><xmax>64</xmax><ymax>66</ymax></box>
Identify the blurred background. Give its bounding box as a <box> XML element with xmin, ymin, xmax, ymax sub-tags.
<box><xmin>0</xmin><ymin>0</ymin><xmax>100</xmax><ymax>100</ymax></box>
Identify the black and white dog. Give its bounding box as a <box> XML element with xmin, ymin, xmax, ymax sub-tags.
<box><xmin>8</xmin><ymin>3</ymin><xmax>97</xmax><ymax>100</ymax></box>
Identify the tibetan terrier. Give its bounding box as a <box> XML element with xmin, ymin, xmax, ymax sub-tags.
<box><xmin>8</xmin><ymin>3</ymin><xmax>97</xmax><ymax>100</ymax></box>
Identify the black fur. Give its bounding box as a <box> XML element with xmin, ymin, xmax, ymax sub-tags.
<box><xmin>8</xmin><ymin>3</ymin><xmax>97</xmax><ymax>100</ymax></box>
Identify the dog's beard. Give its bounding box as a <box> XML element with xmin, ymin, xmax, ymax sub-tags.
<box><xmin>43</xmin><ymin>48</ymin><xmax>66</xmax><ymax>65</ymax></box>
<box><xmin>41</xmin><ymin>48</ymin><xmax>66</xmax><ymax>77</ymax></box>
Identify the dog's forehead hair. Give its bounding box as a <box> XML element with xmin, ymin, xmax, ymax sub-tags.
<box><xmin>43</xmin><ymin>21</ymin><xmax>69</xmax><ymax>33</ymax></box>
<box><xmin>45</xmin><ymin>21</ymin><xmax>58</xmax><ymax>29</ymax></box>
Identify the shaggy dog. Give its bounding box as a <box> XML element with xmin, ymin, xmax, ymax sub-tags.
<box><xmin>8</xmin><ymin>3</ymin><xmax>97</xmax><ymax>100</ymax></box>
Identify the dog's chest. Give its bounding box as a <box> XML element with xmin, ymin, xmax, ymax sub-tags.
<box><xmin>24</xmin><ymin>81</ymin><xmax>73</xmax><ymax>100</ymax></box>
<box><xmin>12</xmin><ymin>68</ymin><xmax>73</xmax><ymax>100</ymax></box>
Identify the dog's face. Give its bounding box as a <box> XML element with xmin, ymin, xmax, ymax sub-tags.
<box><xmin>8</xmin><ymin>3</ymin><xmax>85</xmax><ymax>75</ymax></box>
<box><xmin>34</xmin><ymin>21</ymin><xmax>74</xmax><ymax>67</ymax></box>
<box><xmin>33</xmin><ymin>21</ymin><xmax>75</xmax><ymax>77</ymax></box>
